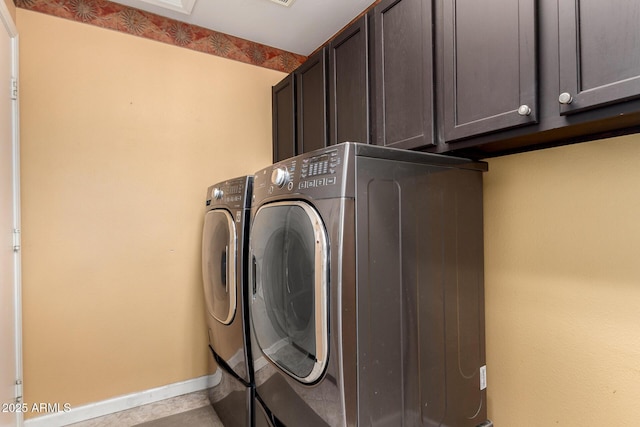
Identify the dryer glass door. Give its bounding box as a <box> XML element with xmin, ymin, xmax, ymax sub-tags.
<box><xmin>250</xmin><ymin>202</ymin><xmax>328</xmax><ymax>384</ymax></box>
<box><xmin>202</xmin><ymin>209</ymin><xmax>237</xmax><ymax>325</ymax></box>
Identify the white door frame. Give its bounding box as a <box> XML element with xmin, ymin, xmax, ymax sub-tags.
<box><xmin>0</xmin><ymin>2</ymin><xmax>22</xmax><ymax>426</ymax></box>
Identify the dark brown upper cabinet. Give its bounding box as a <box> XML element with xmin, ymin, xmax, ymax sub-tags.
<box><xmin>557</xmin><ymin>0</ymin><xmax>640</xmax><ymax>115</ymax></box>
<box><xmin>275</xmin><ymin>0</ymin><xmax>640</xmax><ymax>160</ymax></box>
<box><xmin>439</xmin><ymin>0</ymin><xmax>537</xmax><ymax>143</ymax></box>
<box><xmin>436</xmin><ymin>0</ymin><xmax>640</xmax><ymax>157</ymax></box>
<box><xmin>296</xmin><ymin>48</ymin><xmax>328</xmax><ymax>154</ymax></box>
<box><xmin>328</xmin><ymin>16</ymin><xmax>370</xmax><ymax>146</ymax></box>
<box><xmin>272</xmin><ymin>75</ymin><xmax>295</xmax><ymax>163</ymax></box>
<box><xmin>371</xmin><ymin>0</ymin><xmax>435</xmax><ymax>149</ymax></box>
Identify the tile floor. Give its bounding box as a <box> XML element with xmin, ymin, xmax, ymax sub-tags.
<box><xmin>134</xmin><ymin>406</ymin><xmax>220</xmax><ymax>427</ymax></box>
<box><xmin>66</xmin><ymin>391</ymin><xmax>223</xmax><ymax>427</ymax></box>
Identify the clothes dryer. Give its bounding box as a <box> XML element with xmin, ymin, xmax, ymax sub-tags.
<box><xmin>202</xmin><ymin>176</ymin><xmax>257</xmax><ymax>427</ymax></box>
<box><xmin>249</xmin><ymin>143</ymin><xmax>493</xmax><ymax>426</ymax></box>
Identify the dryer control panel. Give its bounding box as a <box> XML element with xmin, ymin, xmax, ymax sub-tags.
<box><xmin>253</xmin><ymin>144</ymin><xmax>351</xmax><ymax>203</ymax></box>
<box><xmin>205</xmin><ymin>176</ymin><xmax>252</xmax><ymax>210</ymax></box>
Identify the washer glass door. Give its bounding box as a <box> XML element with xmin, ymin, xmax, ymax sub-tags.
<box><xmin>250</xmin><ymin>202</ymin><xmax>328</xmax><ymax>384</ymax></box>
<box><xmin>202</xmin><ymin>209</ymin><xmax>237</xmax><ymax>325</ymax></box>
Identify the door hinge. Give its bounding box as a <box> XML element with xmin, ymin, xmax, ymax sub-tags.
<box><xmin>10</xmin><ymin>78</ymin><xmax>17</xmax><ymax>100</ymax></box>
<box><xmin>13</xmin><ymin>228</ymin><xmax>21</xmax><ymax>252</ymax></box>
<box><xmin>15</xmin><ymin>379</ymin><xmax>23</xmax><ymax>403</ymax></box>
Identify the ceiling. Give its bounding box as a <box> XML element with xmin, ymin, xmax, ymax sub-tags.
<box><xmin>109</xmin><ymin>0</ymin><xmax>377</xmax><ymax>56</ymax></box>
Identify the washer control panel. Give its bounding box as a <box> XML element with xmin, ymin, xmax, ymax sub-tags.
<box><xmin>299</xmin><ymin>150</ymin><xmax>341</xmax><ymax>189</ymax></box>
<box><xmin>253</xmin><ymin>144</ymin><xmax>348</xmax><ymax>202</ymax></box>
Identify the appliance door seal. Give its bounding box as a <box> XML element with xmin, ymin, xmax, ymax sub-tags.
<box><xmin>202</xmin><ymin>209</ymin><xmax>237</xmax><ymax>325</ymax></box>
<box><xmin>249</xmin><ymin>201</ymin><xmax>329</xmax><ymax>384</ymax></box>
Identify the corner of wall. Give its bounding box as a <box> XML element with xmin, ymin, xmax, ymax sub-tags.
<box><xmin>3</xmin><ymin>0</ymin><xmax>15</xmax><ymax>23</ymax></box>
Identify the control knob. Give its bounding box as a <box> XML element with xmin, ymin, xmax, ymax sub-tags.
<box><xmin>212</xmin><ymin>188</ymin><xmax>224</xmax><ymax>200</ymax></box>
<box><xmin>271</xmin><ymin>167</ymin><xmax>290</xmax><ymax>188</ymax></box>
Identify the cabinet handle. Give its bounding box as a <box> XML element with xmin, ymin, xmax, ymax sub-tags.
<box><xmin>559</xmin><ymin>92</ymin><xmax>573</xmax><ymax>104</ymax></box>
<box><xmin>517</xmin><ymin>105</ymin><xmax>532</xmax><ymax>116</ymax></box>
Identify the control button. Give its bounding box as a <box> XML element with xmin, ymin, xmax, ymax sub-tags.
<box><xmin>271</xmin><ymin>167</ymin><xmax>290</xmax><ymax>188</ymax></box>
<box><xmin>327</xmin><ymin>177</ymin><xmax>337</xmax><ymax>185</ymax></box>
<box><xmin>212</xmin><ymin>188</ymin><xmax>224</xmax><ymax>200</ymax></box>
<box><xmin>287</xmin><ymin>182</ymin><xmax>294</xmax><ymax>191</ymax></box>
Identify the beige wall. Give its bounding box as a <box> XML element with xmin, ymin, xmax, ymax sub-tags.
<box><xmin>484</xmin><ymin>134</ymin><xmax>640</xmax><ymax>425</ymax></box>
<box><xmin>16</xmin><ymin>5</ymin><xmax>640</xmax><ymax>424</ymax></box>
<box><xmin>18</xmin><ymin>9</ymin><xmax>284</xmax><ymax>411</ymax></box>
<box><xmin>3</xmin><ymin>0</ymin><xmax>15</xmax><ymax>23</ymax></box>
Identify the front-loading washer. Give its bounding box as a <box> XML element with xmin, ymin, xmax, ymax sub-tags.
<box><xmin>202</xmin><ymin>175</ymin><xmax>265</xmax><ymax>427</ymax></box>
<box><xmin>248</xmin><ymin>143</ymin><xmax>493</xmax><ymax>426</ymax></box>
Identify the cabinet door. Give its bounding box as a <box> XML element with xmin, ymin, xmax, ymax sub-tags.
<box><xmin>372</xmin><ymin>0</ymin><xmax>434</xmax><ymax>149</ymax></box>
<box><xmin>272</xmin><ymin>75</ymin><xmax>296</xmax><ymax>162</ymax></box>
<box><xmin>295</xmin><ymin>49</ymin><xmax>328</xmax><ymax>154</ymax></box>
<box><xmin>328</xmin><ymin>16</ymin><xmax>370</xmax><ymax>146</ymax></box>
<box><xmin>558</xmin><ymin>0</ymin><xmax>640</xmax><ymax>115</ymax></box>
<box><xmin>440</xmin><ymin>0</ymin><xmax>537</xmax><ymax>142</ymax></box>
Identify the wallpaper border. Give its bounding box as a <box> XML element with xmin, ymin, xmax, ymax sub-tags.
<box><xmin>15</xmin><ymin>0</ymin><xmax>307</xmax><ymax>73</ymax></box>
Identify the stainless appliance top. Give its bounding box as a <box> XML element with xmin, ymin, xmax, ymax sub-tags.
<box><xmin>351</xmin><ymin>142</ymin><xmax>488</xmax><ymax>172</ymax></box>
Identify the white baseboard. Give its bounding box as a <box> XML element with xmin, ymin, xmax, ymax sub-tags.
<box><xmin>24</xmin><ymin>372</ymin><xmax>221</xmax><ymax>427</ymax></box>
